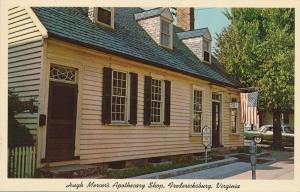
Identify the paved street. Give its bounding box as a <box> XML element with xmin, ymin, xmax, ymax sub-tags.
<box><xmin>172</xmin><ymin>150</ymin><xmax>293</xmax><ymax>180</ymax></box>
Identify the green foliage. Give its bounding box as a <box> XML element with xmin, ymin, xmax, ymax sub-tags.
<box><xmin>8</xmin><ymin>90</ymin><xmax>35</xmax><ymax>147</ymax></box>
<box><xmin>105</xmin><ymin>158</ymin><xmax>210</xmax><ymax>178</ymax></box>
<box><xmin>216</xmin><ymin>8</ymin><xmax>294</xmax><ymax>112</ymax></box>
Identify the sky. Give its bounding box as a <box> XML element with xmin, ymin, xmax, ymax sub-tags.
<box><xmin>195</xmin><ymin>8</ymin><xmax>230</xmax><ymax>51</ymax></box>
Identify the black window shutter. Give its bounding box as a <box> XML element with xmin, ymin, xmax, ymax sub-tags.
<box><xmin>144</xmin><ymin>76</ymin><xmax>152</xmax><ymax>125</ymax></box>
<box><xmin>164</xmin><ymin>80</ymin><xmax>171</xmax><ymax>125</ymax></box>
<box><xmin>102</xmin><ymin>67</ymin><xmax>112</xmax><ymax>124</ymax></box>
<box><xmin>129</xmin><ymin>72</ymin><xmax>138</xmax><ymax>125</ymax></box>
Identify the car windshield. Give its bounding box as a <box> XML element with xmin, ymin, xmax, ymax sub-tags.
<box><xmin>284</xmin><ymin>126</ymin><xmax>294</xmax><ymax>133</ymax></box>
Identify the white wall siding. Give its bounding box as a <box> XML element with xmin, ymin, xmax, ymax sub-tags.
<box><xmin>46</xmin><ymin>39</ymin><xmax>243</xmax><ymax>166</ymax></box>
<box><xmin>8</xmin><ymin>7</ymin><xmax>45</xmax><ymax>137</ymax></box>
<box><xmin>45</xmin><ymin>38</ymin><xmax>243</xmax><ymax>166</ymax></box>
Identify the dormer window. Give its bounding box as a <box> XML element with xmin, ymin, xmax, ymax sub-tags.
<box><xmin>95</xmin><ymin>7</ymin><xmax>114</xmax><ymax>28</ymax></box>
<box><xmin>161</xmin><ymin>19</ymin><xmax>172</xmax><ymax>48</ymax></box>
<box><xmin>203</xmin><ymin>39</ymin><xmax>210</xmax><ymax>63</ymax></box>
<box><xmin>135</xmin><ymin>8</ymin><xmax>174</xmax><ymax>50</ymax></box>
<box><xmin>177</xmin><ymin>28</ymin><xmax>212</xmax><ymax>63</ymax></box>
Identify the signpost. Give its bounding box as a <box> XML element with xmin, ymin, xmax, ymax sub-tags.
<box><xmin>202</xmin><ymin>125</ymin><xmax>211</xmax><ymax>163</ymax></box>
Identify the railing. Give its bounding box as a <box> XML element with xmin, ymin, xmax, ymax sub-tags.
<box><xmin>8</xmin><ymin>146</ymin><xmax>36</xmax><ymax>178</ymax></box>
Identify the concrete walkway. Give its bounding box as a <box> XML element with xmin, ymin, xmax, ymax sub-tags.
<box><xmin>226</xmin><ymin>157</ymin><xmax>294</xmax><ymax>179</ymax></box>
<box><xmin>171</xmin><ymin>162</ymin><xmax>250</xmax><ymax>179</ymax></box>
<box><xmin>172</xmin><ymin>150</ymin><xmax>294</xmax><ymax>180</ymax></box>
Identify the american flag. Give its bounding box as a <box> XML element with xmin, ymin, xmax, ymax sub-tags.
<box><xmin>240</xmin><ymin>92</ymin><xmax>259</xmax><ymax>128</ymax></box>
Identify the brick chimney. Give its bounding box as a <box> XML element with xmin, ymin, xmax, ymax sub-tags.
<box><xmin>176</xmin><ymin>8</ymin><xmax>195</xmax><ymax>31</ymax></box>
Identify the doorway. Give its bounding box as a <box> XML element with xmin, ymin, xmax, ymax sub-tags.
<box><xmin>212</xmin><ymin>93</ymin><xmax>221</xmax><ymax>148</ymax></box>
<box><xmin>45</xmin><ymin>65</ymin><xmax>78</xmax><ymax>162</ymax></box>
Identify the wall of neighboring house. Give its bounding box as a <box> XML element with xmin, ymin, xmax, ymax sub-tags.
<box><xmin>261</xmin><ymin>111</ymin><xmax>294</xmax><ymax>130</ymax></box>
<box><xmin>8</xmin><ymin>7</ymin><xmax>46</xmax><ymax>138</ymax></box>
<box><xmin>41</xmin><ymin>38</ymin><xmax>243</xmax><ymax>166</ymax></box>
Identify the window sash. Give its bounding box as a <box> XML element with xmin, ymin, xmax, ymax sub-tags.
<box><xmin>151</xmin><ymin>79</ymin><xmax>163</xmax><ymax>123</ymax></box>
<box><xmin>193</xmin><ymin>89</ymin><xmax>203</xmax><ymax>133</ymax></box>
<box><xmin>161</xmin><ymin>20</ymin><xmax>170</xmax><ymax>34</ymax></box>
<box><xmin>97</xmin><ymin>7</ymin><xmax>112</xmax><ymax>26</ymax></box>
<box><xmin>203</xmin><ymin>40</ymin><xmax>209</xmax><ymax>52</ymax></box>
<box><xmin>111</xmin><ymin>70</ymin><xmax>128</xmax><ymax>122</ymax></box>
<box><xmin>161</xmin><ymin>20</ymin><xmax>171</xmax><ymax>47</ymax></box>
<box><xmin>161</xmin><ymin>34</ymin><xmax>170</xmax><ymax>47</ymax></box>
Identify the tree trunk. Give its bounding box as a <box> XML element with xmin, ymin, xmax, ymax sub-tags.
<box><xmin>272</xmin><ymin>110</ymin><xmax>283</xmax><ymax>149</ymax></box>
<box><xmin>283</xmin><ymin>111</ymin><xmax>289</xmax><ymax>124</ymax></box>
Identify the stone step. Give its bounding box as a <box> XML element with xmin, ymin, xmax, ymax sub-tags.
<box><xmin>38</xmin><ymin>164</ymin><xmax>102</xmax><ymax>178</ymax></box>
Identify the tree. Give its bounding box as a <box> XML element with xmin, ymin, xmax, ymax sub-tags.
<box><xmin>215</xmin><ymin>8</ymin><xmax>294</xmax><ymax>149</ymax></box>
<box><xmin>8</xmin><ymin>90</ymin><xmax>35</xmax><ymax>147</ymax></box>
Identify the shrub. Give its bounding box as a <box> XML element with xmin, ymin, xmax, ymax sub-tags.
<box><xmin>8</xmin><ymin>90</ymin><xmax>35</xmax><ymax>147</ymax></box>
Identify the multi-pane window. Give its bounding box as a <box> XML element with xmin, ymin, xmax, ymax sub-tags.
<box><xmin>96</xmin><ymin>8</ymin><xmax>113</xmax><ymax>26</ymax></box>
<box><xmin>231</xmin><ymin>109</ymin><xmax>237</xmax><ymax>133</ymax></box>
<box><xmin>161</xmin><ymin>19</ymin><xmax>171</xmax><ymax>47</ymax></box>
<box><xmin>112</xmin><ymin>70</ymin><xmax>128</xmax><ymax>122</ymax></box>
<box><xmin>203</xmin><ymin>40</ymin><xmax>210</xmax><ymax>62</ymax></box>
<box><xmin>231</xmin><ymin>98</ymin><xmax>238</xmax><ymax>133</ymax></box>
<box><xmin>203</xmin><ymin>40</ymin><xmax>209</xmax><ymax>52</ymax></box>
<box><xmin>193</xmin><ymin>89</ymin><xmax>203</xmax><ymax>133</ymax></box>
<box><xmin>151</xmin><ymin>79</ymin><xmax>163</xmax><ymax>123</ymax></box>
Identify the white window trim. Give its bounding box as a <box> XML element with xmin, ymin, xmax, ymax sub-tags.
<box><xmin>150</xmin><ymin>77</ymin><xmax>165</xmax><ymax>125</ymax></box>
<box><xmin>202</xmin><ymin>38</ymin><xmax>211</xmax><ymax>63</ymax></box>
<box><xmin>191</xmin><ymin>85</ymin><xmax>204</xmax><ymax>135</ymax></box>
<box><xmin>110</xmin><ymin>69</ymin><xmax>130</xmax><ymax>124</ymax></box>
<box><xmin>160</xmin><ymin>17</ymin><xmax>173</xmax><ymax>49</ymax></box>
<box><xmin>49</xmin><ymin>64</ymin><xmax>78</xmax><ymax>84</ymax></box>
<box><xmin>94</xmin><ymin>7</ymin><xmax>115</xmax><ymax>29</ymax></box>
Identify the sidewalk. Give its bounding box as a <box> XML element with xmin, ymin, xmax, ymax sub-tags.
<box><xmin>226</xmin><ymin>157</ymin><xmax>293</xmax><ymax>179</ymax></box>
<box><xmin>172</xmin><ymin>150</ymin><xmax>294</xmax><ymax>180</ymax></box>
<box><xmin>171</xmin><ymin>162</ymin><xmax>250</xmax><ymax>179</ymax></box>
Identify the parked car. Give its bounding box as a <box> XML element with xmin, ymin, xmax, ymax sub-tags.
<box><xmin>244</xmin><ymin>123</ymin><xmax>257</xmax><ymax>132</ymax></box>
<box><xmin>244</xmin><ymin>124</ymin><xmax>294</xmax><ymax>146</ymax></box>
